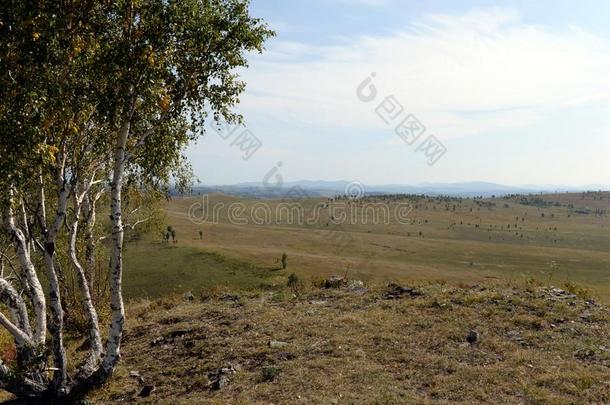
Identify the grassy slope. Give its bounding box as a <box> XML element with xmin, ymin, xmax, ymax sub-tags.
<box><xmin>123</xmin><ymin>243</ymin><xmax>276</xmax><ymax>299</ymax></box>
<box><xmin>136</xmin><ymin>192</ymin><xmax>610</xmax><ymax>301</ymax></box>
<box><xmin>92</xmin><ymin>283</ymin><xmax>609</xmax><ymax>404</ymax></box>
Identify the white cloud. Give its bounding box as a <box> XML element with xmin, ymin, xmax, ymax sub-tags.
<box><xmin>240</xmin><ymin>8</ymin><xmax>610</xmax><ymax>140</ymax></box>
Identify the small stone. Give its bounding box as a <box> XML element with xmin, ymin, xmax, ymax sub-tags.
<box><xmin>138</xmin><ymin>385</ymin><xmax>155</xmax><ymax>397</ymax></box>
<box><xmin>211</xmin><ymin>374</ymin><xmax>231</xmax><ymax>390</ymax></box>
<box><xmin>346</xmin><ymin>280</ymin><xmax>367</xmax><ymax>293</ymax></box>
<box><xmin>168</xmin><ymin>329</ymin><xmax>191</xmax><ymax>339</ymax></box>
<box><xmin>383</xmin><ymin>283</ymin><xmax>423</xmax><ymax>299</ymax></box>
<box><xmin>219</xmin><ymin>293</ymin><xmax>240</xmax><ymax>302</ymax></box>
<box><xmin>574</xmin><ymin>348</ymin><xmax>596</xmax><ymax>360</ymax></box>
<box><xmin>207</xmin><ymin>363</ymin><xmax>237</xmax><ymax>391</ymax></box>
<box><xmin>184</xmin><ymin>291</ymin><xmax>194</xmax><ymax>301</ymax></box>
<box><xmin>269</xmin><ymin>340</ymin><xmax>289</xmax><ymax>349</ymax></box>
<box><xmin>579</xmin><ymin>312</ymin><xmax>593</xmax><ymax>321</ymax></box>
<box><xmin>149</xmin><ymin>337</ymin><xmax>165</xmax><ymax>347</ymax></box>
<box><xmin>129</xmin><ymin>370</ymin><xmax>145</xmax><ymax>384</ymax></box>
<box><xmin>324</xmin><ymin>275</ymin><xmax>346</xmax><ymax>289</ymax></box>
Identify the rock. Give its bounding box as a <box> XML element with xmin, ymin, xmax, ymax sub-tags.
<box><xmin>574</xmin><ymin>348</ymin><xmax>596</xmax><ymax>361</ymax></box>
<box><xmin>467</xmin><ymin>330</ymin><xmax>479</xmax><ymax>344</ymax></box>
<box><xmin>207</xmin><ymin>363</ymin><xmax>237</xmax><ymax>391</ymax></box>
<box><xmin>138</xmin><ymin>385</ymin><xmax>156</xmax><ymax>397</ymax></box>
<box><xmin>383</xmin><ymin>283</ymin><xmax>423</xmax><ymax>299</ymax></box>
<box><xmin>268</xmin><ymin>340</ymin><xmax>289</xmax><ymax>349</ymax></box>
<box><xmin>507</xmin><ymin>330</ymin><xmax>529</xmax><ymax>347</ymax></box>
<box><xmin>129</xmin><ymin>370</ymin><xmax>145</xmax><ymax>384</ymax></box>
<box><xmin>211</xmin><ymin>374</ymin><xmax>231</xmax><ymax>390</ymax></box>
<box><xmin>219</xmin><ymin>293</ymin><xmax>240</xmax><ymax>302</ymax></box>
<box><xmin>184</xmin><ymin>291</ymin><xmax>194</xmax><ymax>301</ymax></box>
<box><xmin>579</xmin><ymin>312</ymin><xmax>593</xmax><ymax>321</ymax></box>
<box><xmin>150</xmin><ymin>329</ymin><xmax>191</xmax><ymax>347</ymax></box>
<box><xmin>168</xmin><ymin>329</ymin><xmax>191</xmax><ymax>339</ymax></box>
<box><xmin>324</xmin><ymin>275</ymin><xmax>347</xmax><ymax>289</ymax></box>
<box><xmin>547</xmin><ymin>287</ymin><xmax>577</xmax><ymax>300</ymax></box>
<box><xmin>346</xmin><ymin>279</ymin><xmax>367</xmax><ymax>293</ymax></box>
<box><xmin>149</xmin><ymin>337</ymin><xmax>165</xmax><ymax>347</ymax></box>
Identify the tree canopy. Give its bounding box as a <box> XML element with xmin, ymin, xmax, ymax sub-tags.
<box><xmin>0</xmin><ymin>0</ymin><xmax>273</xmax><ymax>400</ymax></box>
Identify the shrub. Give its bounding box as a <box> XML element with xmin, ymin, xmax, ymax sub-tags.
<box><xmin>563</xmin><ymin>282</ymin><xmax>591</xmax><ymax>300</ymax></box>
<box><xmin>262</xmin><ymin>366</ymin><xmax>281</xmax><ymax>382</ymax></box>
<box><xmin>287</xmin><ymin>273</ymin><xmax>299</xmax><ymax>287</ymax></box>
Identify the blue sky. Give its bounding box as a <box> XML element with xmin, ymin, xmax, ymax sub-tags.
<box><xmin>187</xmin><ymin>0</ymin><xmax>610</xmax><ymax>187</ymax></box>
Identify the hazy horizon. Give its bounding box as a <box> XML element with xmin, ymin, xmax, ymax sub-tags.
<box><xmin>201</xmin><ymin>179</ymin><xmax>610</xmax><ymax>189</ymax></box>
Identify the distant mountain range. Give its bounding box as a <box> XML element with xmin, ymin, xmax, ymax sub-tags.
<box><xmin>187</xmin><ymin>181</ymin><xmax>609</xmax><ymax>199</ymax></box>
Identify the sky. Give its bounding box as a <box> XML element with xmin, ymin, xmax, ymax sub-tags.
<box><xmin>187</xmin><ymin>0</ymin><xmax>610</xmax><ymax>187</ymax></box>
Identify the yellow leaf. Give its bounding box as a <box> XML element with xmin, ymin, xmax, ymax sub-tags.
<box><xmin>159</xmin><ymin>95</ymin><xmax>170</xmax><ymax>112</ymax></box>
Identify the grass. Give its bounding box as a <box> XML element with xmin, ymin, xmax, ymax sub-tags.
<box><xmin>2</xmin><ymin>191</ymin><xmax>609</xmax><ymax>402</ymax></box>
<box><xmin>135</xmin><ymin>192</ymin><xmax>610</xmax><ymax>301</ymax></box>
<box><xmin>90</xmin><ymin>281</ymin><xmax>609</xmax><ymax>404</ymax></box>
<box><xmin>123</xmin><ymin>242</ymin><xmax>277</xmax><ymax>299</ymax></box>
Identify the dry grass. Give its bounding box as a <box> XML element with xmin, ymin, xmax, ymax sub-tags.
<box><xmin>90</xmin><ymin>282</ymin><xmax>609</xmax><ymax>404</ymax></box>
<box><xmin>160</xmin><ymin>193</ymin><xmax>610</xmax><ymax>301</ymax></box>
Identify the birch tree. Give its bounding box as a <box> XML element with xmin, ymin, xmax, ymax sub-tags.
<box><xmin>0</xmin><ymin>0</ymin><xmax>272</xmax><ymax>401</ymax></box>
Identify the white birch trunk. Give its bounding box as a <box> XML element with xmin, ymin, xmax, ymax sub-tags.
<box><xmin>0</xmin><ymin>278</ymin><xmax>32</xmax><ymax>341</ymax></box>
<box><xmin>101</xmin><ymin>119</ymin><xmax>130</xmax><ymax>373</ymax></box>
<box><xmin>41</xmin><ymin>176</ymin><xmax>70</xmax><ymax>389</ymax></box>
<box><xmin>83</xmin><ymin>189</ymin><xmax>103</xmax><ymax>294</ymax></box>
<box><xmin>68</xmin><ymin>188</ymin><xmax>103</xmax><ymax>373</ymax></box>
<box><xmin>5</xmin><ymin>190</ymin><xmax>46</xmax><ymax>346</ymax></box>
<box><xmin>0</xmin><ymin>311</ymin><xmax>32</xmax><ymax>348</ymax></box>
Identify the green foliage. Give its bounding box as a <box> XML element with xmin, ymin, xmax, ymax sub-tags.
<box><xmin>563</xmin><ymin>282</ymin><xmax>591</xmax><ymax>300</ymax></box>
<box><xmin>261</xmin><ymin>366</ymin><xmax>281</xmax><ymax>382</ymax></box>
<box><xmin>287</xmin><ymin>273</ymin><xmax>299</xmax><ymax>287</ymax></box>
<box><xmin>0</xmin><ymin>0</ymin><xmax>275</xmax><ymax>199</ymax></box>
<box><xmin>92</xmin><ymin>0</ymin><xmax>275</xmax><ymax>190</ymax></box>
<box><xmin>0</xmin><ymin>0</ymin><xmax>273</xmax><ymax>397</ymax></box>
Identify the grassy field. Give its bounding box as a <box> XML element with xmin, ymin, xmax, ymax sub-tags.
<box><xmin>1</xmin><ymin>192</ymin><xmax>608</xmax><ymax>403</ymax></box>
<box><xmin>123</xmin><ymin>244</ymin><xmax>276</xmax><ymax>299</ymax></box>
<box><xmin>92</xmin><ymin>283</ymin><xmax>610</xmax><ymax>404</ymax></box>
<box><xmin>123</xmin><ymin>191</ymin><xmax>610</xmax><ymax>302</ymax></box>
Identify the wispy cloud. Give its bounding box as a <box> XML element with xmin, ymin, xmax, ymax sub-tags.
<box><xmin>241</xmin><ymin>8</ymin><xmax>610</xmax><ymax>140</ymax></box>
